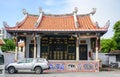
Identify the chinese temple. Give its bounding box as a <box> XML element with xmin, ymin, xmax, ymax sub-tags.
<box><xmin>4</xmin><ymin>8</ymin><xmax>109</xmax><ymax>72</ymax></box>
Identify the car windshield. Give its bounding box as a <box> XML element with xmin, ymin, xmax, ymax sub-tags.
<box><xmin>0</xmin><ymin>54</ymin><xmax>4</xmax><ymax>65</ymax></box>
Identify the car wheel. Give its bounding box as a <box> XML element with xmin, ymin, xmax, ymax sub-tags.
<box><xmin>8</xmin><ymin>66</ymin><xmax>16</xmax><ymax>74</ymax></box>
<box><xmin>35</xmin><ymin>67</ymin><xmax>43</xmax><ymax>74</ymax></box>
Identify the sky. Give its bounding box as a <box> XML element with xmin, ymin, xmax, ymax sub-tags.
<box><xmin>0</xmin><ymin>0</ymin><xmax>120</xmax><ymax>38</ymax></box>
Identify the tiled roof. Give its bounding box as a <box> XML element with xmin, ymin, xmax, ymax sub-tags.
<box><xmin>0</xmin><ymin>39</ymin><xmax>5</xmax><ymax>45</ymax></box>
<box><xmin>5</xmin><ymin>13</ymin><xmax>108</xmax><ymax>32</ymax></box>
<box><xmin>77</xmin><ymin>16</ymin><xmax>96</xmax><ymax>29</ymax></box>
<box><xmin>15</xmin><ymin>15</ymin><xmax>38</xmax><ymax>29</ymax></box>
<box><xmin>38</xmin><ymin>16</ymin><xmax>75</xmax><ymax>30</ymax></box>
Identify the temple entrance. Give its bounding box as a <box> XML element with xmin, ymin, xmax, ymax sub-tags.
<box><xmin>40</xmin><ymin>35</ymin><xmax>76</xmax><ymax>60</ymax></box>
<box><xmin>29</xmin><ymin>44</ymin><xmax>34</xmax><ymax>58</ymax></box>
<box><xmin>29</xmin><ymin>44</ymin><xmax>37</xmax><ymax>58</ymax></box>
<box><xmin>79</xmin><ymin>45</ymin><xmax>88</xmax><ymax>60</ymax></box>
<box><xmin>49</xmin><ymin>44</ymin><xmax>67</xmax><ymax>60</ymax></box>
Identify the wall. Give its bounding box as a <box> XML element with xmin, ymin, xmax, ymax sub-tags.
<box><xmin>93</xmin><ymin>53</ymin><xmax>109</xmax><ymax>66</ymax></box>
<box><xmin>108</xmin><ymin>55</ymin><xmax>120</xmax><ymax>68</ymax></box>
<box><xmin>3</xmin><ymin>52</ymin><xmax>15</xmax><ymax>65</ymax></box>
<box><xmin>26</xmin><ymin>36</ymin><xmax>40</xmax><ymax>58</ymax></box>
<box><xmin>46</xmin><ymin>60</ymin><xmax>99</xmax><ymax>72</ymax></box>
<box><xmin>109</xmin><ymin>55</ymin><xmax>116</xmax><ymax>64</ymax></box>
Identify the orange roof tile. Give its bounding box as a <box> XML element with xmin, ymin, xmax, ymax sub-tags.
<box><xmin>38</xmin><ymin>16</ymin><xmax>75</xmax><ymax>30</ymax></box>
<box><xmin>18</xmin><ymin>15</ymin><xmax>38</xmax><ymax>29</ymax></box>
<box><xmin>77</xmin><ymin>16</ymin><xmax>96</xmax><ymax>29</ymax></box>
<box><xmin>5</xmin><ymin>14</ymin><xmax>108</xmax><ymax>32</ymax></box>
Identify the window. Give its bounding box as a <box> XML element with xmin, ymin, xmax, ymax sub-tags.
<box><xmin>18</xmin><ymin>59</ymin><xmax>26</xmax><ymax>63</ymax></box>
<box><xmin>116</xmin><ymin>55</ymin><xmax>120</xmax><ymax>62</ymax></box>
<box><xmin>26</xmin><ymin>59</ymin><xmax>33</xmax><ymax>63</ymax></box>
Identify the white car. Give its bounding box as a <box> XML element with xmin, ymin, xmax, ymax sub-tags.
<box><xmin>5</xmin><ymin>58</ymin><xmax>50</xmax><ymax>74</ymax></box>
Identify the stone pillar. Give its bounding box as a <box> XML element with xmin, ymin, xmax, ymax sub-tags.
<box><xmin>39</xmin><ymin>36</ymin><xmax>41</xmax><ymax>58</ymax></box>
<box><xmin>37</xmin><ymin>35</ymin><xmax>41</xmax><ymax>58</ymax></box>
<box><xmin>23</xmin><ymin>40</ymin><xmax>25</xmax><ymax>58</ymax></box>
<box><xmin>95</xmin><ymin>36</ymin><xmax>99</xmax><ymax>61</ymax></box>
<box><xmin>34</xmin><ymin>36</ymin><xmax>37</xmax><ymax>58</ymax></box>
<box><xmin>14</xmin><ymin>36</ymin><xmax>18</xmax><ymax>61</ymax></box>
<box><xmin>23</xmin><ymin>46</ymin><xmax>25</xmax><ymax>58</ymax></box>
<box><xmin>76</xmin><ymin>36</ymin><xmax>79</xmax><ymax>61</ymax></box>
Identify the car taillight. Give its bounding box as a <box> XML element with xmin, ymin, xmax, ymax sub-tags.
<box><xmin>46</xmin><ymin>59</ymin><xmax>49</xmax><ymax>63</ymax></box>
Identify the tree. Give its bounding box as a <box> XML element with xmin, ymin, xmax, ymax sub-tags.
<box><xmin>1</xmin><ymin>39</ymin><xmax>16</xmax><ymax>52</ymax></box>
<box><xmin>101</xmin><ymin>38</ymin><xmax>117</xmax><ymax>53</ymax></box>
<box><xmin>113</xmin><ymin>20</ymin><xmax>120</xmax><ymax>50</ymax></box>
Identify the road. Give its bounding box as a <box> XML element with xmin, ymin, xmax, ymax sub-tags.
<box><xmin>5</xmin><ymin>70</ymin><xmax>120</xmax><ymax>77</ymax></box>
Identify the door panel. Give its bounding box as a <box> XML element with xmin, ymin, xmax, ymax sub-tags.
<box><xmin>29</xmin><ymin>44</ymin><xmax>37</xmax><ymax>58</ymax></box>
<box><xmin>79</xmin><ymin>45</ymin><xmax>88</xmax><ymax>60</ymax></box>
<box><xmin>49</xmin><ymin>44</ymin><xmax>67</xmax><ymax>60</ymax></box>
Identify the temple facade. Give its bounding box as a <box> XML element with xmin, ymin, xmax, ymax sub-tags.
<box><xmin>4</xmin><ymin>8</ymin><xmax>109</xmax><ymax>61</ymax></box>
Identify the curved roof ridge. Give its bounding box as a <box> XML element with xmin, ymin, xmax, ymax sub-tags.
<box><xmin>43</xmin><ymin>13</ymin><xmax>73</xmax><ymax>16</ymax></box>
<box><xmin>28</xmin><ymin>14</ymin><xmax>39</xmax><ymax>17</ymax></box>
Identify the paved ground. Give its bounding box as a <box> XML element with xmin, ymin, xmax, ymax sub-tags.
<box><xmin>5</xmin><ymin>70</ymin><xmax>120</xmax><ymax>77</ymax></box>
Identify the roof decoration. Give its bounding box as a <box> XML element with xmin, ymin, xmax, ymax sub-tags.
<box><xmin>73</xmin><ymin>7</ymin><xmax>79</xmax><ymax>28</ymax></box>
<box><xmin>22</xmin><ymin>9</ymin><xmax>28</xmax><ymax>15</ymax></box>
<box><xmin>4</xmin><ymin>7</ymin><xmax>109</xmax><ymax>33</ymax></box>
<box><xmin>34</xmin><ymin>7</ymin><xmax>43</xmax><ymax>28</ymax></box>
<box><xmin>90</xmin><ymin>8</ymin><xmax>96</xmax><ymax>15</ymax></box>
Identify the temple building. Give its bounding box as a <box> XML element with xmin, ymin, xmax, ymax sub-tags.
<box><xmin>4</xmin><ymin>8</ymin><xmax>109</xmax><ymax>61</ymax></box>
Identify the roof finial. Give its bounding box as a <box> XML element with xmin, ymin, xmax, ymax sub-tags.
<box><xmin>104</xmin><ymin>20</ymin><xmax>110</xmax><ymax>28</ymax></box>
<box><xmin>3</xmin><ymin>21</ymin><xmax>9</xmax><ymax>27</ymax></box>
<box><xmin>39</xmin><ymin>7</ymin><xmax>43</xmax><ymax>13</ymax></box>
<box><xmin>73</xmin><ymin>7</ymin><xmax>78</xmax><ymax>13</ymax></box>
<box><xmin>22</xmin><ymin>9</ymin><xmax>28</xmax><ymax>15</ymax></box>
<box><xmin>95</xmin><ymin>21</ymin><xmax>100</xmax><ymax>28</ymax></box>
<box><xmin>90</xmin><ymin>8</ymin><xmax>96</xmax><ymax>15</ymax></box>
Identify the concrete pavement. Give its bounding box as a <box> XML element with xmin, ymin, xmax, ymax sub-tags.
<box><xmin>5</xmin><ymin>70</ymin><xmax>120</xmax><ymax>77</ymax></box>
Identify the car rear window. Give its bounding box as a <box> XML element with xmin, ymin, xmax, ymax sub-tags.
<box><xmin>36</xmin><ymin>59</ymin><xmax>46</xmax><ymax>62</ymax></box>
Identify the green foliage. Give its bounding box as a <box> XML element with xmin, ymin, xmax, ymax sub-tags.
<box><xmin>1</xmin><ymin>39</ymin><xmax>16</xmax><ymax>52</ymax></box>
<box><xmin>113</xmin><ymin>20</ymin><xmax>120</xmax><ymax>50</ymax></box>
<box><xmin>101</xmin><ymin>20</ymin><xmax>120</xmax><ymax>53</ymax></box>
<box><xmin>101</xmin><ymin>38</ymin><xmax>117</xmax><ymax>53</ymax></box>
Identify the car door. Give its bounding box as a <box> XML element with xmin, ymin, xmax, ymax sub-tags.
<box><xmin>23</xmin><ymin>58</ymin><xmax>34</xmax><ymax>70</ymax></box>
<box><xmin>15</xmin><ymin>59</ymin><xmax>26</xmax><ymax>70</ymax></box>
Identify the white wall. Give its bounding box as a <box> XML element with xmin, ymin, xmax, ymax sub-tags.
<box><xmin>26</xmin><ymin>36</ymin><xmax>40</xmax><ymax>58</ymax></box>
<box><xmin>4</xmin><ymin>52</ymin><xmax>15</xmax><ymax>65</ymax></box>
<box><xmin>109</xmin><ymin>56</ymin><xmax>116</xmax><ymax>64</ymax></box>
<box><xmin>108</xmin><ymin>55</ymin><xmax>120</xmax><ymax>68</ymax></box>
<box><xmin>93</xmin><ymin>53</ymin><xmax>109</xmax><ymax>65</ymax></box>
